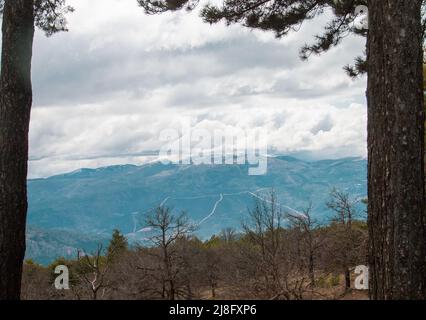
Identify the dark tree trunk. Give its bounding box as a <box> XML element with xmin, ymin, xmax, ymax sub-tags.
<box><xmin>308</xmin><ymin>251</ymin><xmax>315</xmax><ymax>287</ymax></box>
<box><xmin>0</xmin><ymin>0</ymin><xmax>34</xmax><ymax>300</ymax></box>
<box><xmin>211</xmin><ymin>284</ymin><xmax>216</xmax><ymax>299</ymax></box>
<box><xmin>169</xmin><ymin>280</ymin><xmax>175</xmax><ymax>300</ymax></box>
<box><xmin>344</xmin><ymin>268</ymin><xmax>351</xmax><ymax>291</ymax></box>
<box><xmin>367</xmin><ymin>0</ymin><xmax>426</xmax><ymax>300</ymax></box>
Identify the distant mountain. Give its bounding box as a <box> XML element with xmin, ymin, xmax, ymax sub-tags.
<box><xmin>26</xmin><ymin>226</ymin><xmax>110</xmax><ymax>265</ymax></box>
<box><xmin>26</xmin><ymin>156</ymin><xmax>367</xmax><ymax>263</ymax></box>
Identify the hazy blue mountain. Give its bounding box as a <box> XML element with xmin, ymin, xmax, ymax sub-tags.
<box><xmin>26</xmin><ymin>156</ymin><xmax>367</xmax><ymax>264</ymax></box>
<box><xmin>26</xmin><ymin>226</ymin><xmax>110</xmax><ymax>265</ymax></box>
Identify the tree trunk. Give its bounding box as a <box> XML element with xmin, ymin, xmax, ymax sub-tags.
<box><xmin>367</xmin><ymin>0</ymin><xmax>426</xmax><ymax>300</ymax></box>
<box><xmin>211</xmin><ymin>284</ymin><xmax>216</xmax><ymax>299</ymax></box>
<box><xmin>344</xmin><ymin>268</ymin><xmax>351</xmax><ymax>291</ymax></box>
<box><xmin>169</xmin><ymin>280</ymin><xmax>175</xmax><ymax>300</ymax></box>
<box><xmin>0</xmin><ymin>0</ymin><xmax>34</xmax><ymax>300</ymax></box>
<box><xmin>309</xmin><ymin>252</ymin><xmax>315</xmax><ymax>287</ymax></box>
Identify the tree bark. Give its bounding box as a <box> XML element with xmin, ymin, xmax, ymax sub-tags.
<box><xmin>308</xmin><ymin>252</ymin><xmax>315</xmax><ymax>287</ymax></box>
<box><xmin>0</xmin><ymin>0</ymin><xmax>34</xmax><ymax>300</ymax></box>
<box><xmin>344</xmin><ymin>268</ymin><xmax>351</xmax><ymax>291</ymax></box>
<box><xmin>367</xmin><ymin>0</ymin><xmax>426</xmax><ymax>300</ymax></box>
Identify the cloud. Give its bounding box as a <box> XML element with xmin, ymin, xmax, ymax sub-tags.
<box><xmin>24</xmin><ymin>0</ymin><xmax>367</xmax><ymax>178</ymax></box>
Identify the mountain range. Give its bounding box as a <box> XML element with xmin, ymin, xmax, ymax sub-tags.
<box><xmin>26</xmin><ymin>156</ymin><xmax>367</xmax><ymax>264</ymax></box>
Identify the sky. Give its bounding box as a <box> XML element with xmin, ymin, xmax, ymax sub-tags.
<box><xmin>20</xmin><ymin>0</ymin><xmax>367</xmax><ymax>178</ymax></box>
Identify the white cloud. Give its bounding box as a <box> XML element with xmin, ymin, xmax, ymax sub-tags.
<box><xmin>27</xmin><ymin>0</ymin><xmax>367</xmax><ymax>178</ymax></box>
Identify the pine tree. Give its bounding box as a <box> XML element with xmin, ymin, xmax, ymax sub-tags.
<box><xmin>0</xmin><ymin>0</ymin><xmax>73</xmax><ymax>300</ymax></box>
<box><xmin>107</xmin><ymin>229</ymin><xmax>129</xmax><ymax>261</ymax></box>
<box><xmin>138</xmin><ymin>0</ymin><xmax>426</xmax><ymax>299</ymax></box>
<box><xmin>138</xmin><ymin>0</ymin><xmax>426</xmax><ymax>77</ymax></box>
<box><xmin>367</xmin><ymin>0</ymin><xmax>425</xmax><ymax>299</ymax></box>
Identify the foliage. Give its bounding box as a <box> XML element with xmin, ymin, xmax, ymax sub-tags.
<box><xmin>107</xmin><ymin>229</ymin><xmax>129</xmax><ymax>261</ymax></box>
<box><xmin>0</xmin><ymin>0</ymin><xmax>74</xmax><ymax>36</ymax></box>
<box><xmin>20</xmin><ymin>196</ymin><xmax>368</xmax><ymax>300</ymax></box>
<box><xmin>138</xmin><ymin>0</ymin><xmax>426</xmax><ymax>77</ymax></box>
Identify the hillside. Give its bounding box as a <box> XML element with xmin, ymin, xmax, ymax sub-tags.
<box><xmin>26</xmin><ymin>156</ymin><xmax>367</xmax><ymax>263</ymax></box>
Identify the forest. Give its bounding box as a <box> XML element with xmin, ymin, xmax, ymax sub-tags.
<box><xmin>21</xmin><ymin>191</ymin><xmax>368</xmax><ymax>300</ymax></box>
<box><xmin>1</xmin><ymin>0</ymin><xmax>426</xmax><ymax>301</ymax></box>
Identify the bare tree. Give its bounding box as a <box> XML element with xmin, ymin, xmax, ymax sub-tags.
<box><xmin>76</xmin><ymin>245</ymin><xmax>113</xmax><ymax>300</ymax></box>
<box><xmin>241</xmin><ymin>192</ymin><xmax>308</xmax><ymax>300</ymax></box>
<box><xmin>287</xmin><ymin>203</ymin><xmax>324</xmax><ymax>287</ymax></box>
<box><xmin>326</xmin><ymin>188</ymin><xmax>360</xmax><ymax>291</ymax></box>
<box><xmin>143</xmin><ymin>206</ymin><xmax>195</xmax><ymax>300</ymax></box>
<box><xmin>220</xmin><ymin>227</ymin><xmax>237</xmax><ymax>244</ymax></box>
<box><xmin>107</xmin><ymin>249</ymin><xmax>157</xmax><ymax>299</ymax></box>
<box><xmin>20</xmin><ymin>260</ymin><xmax>51</xmax><ymax>300</ymax></box>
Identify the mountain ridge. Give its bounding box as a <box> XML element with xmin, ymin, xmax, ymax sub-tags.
<box><xmin>26</xmin><ymin>156</ymin><xmax>367</xmax><ymax>264</ymax></box>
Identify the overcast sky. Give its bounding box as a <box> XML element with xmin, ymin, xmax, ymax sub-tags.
<box><xmin>18</xmin><ymin>0</ymin><xmax>367</xmax><ymax>178</ymax></box>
